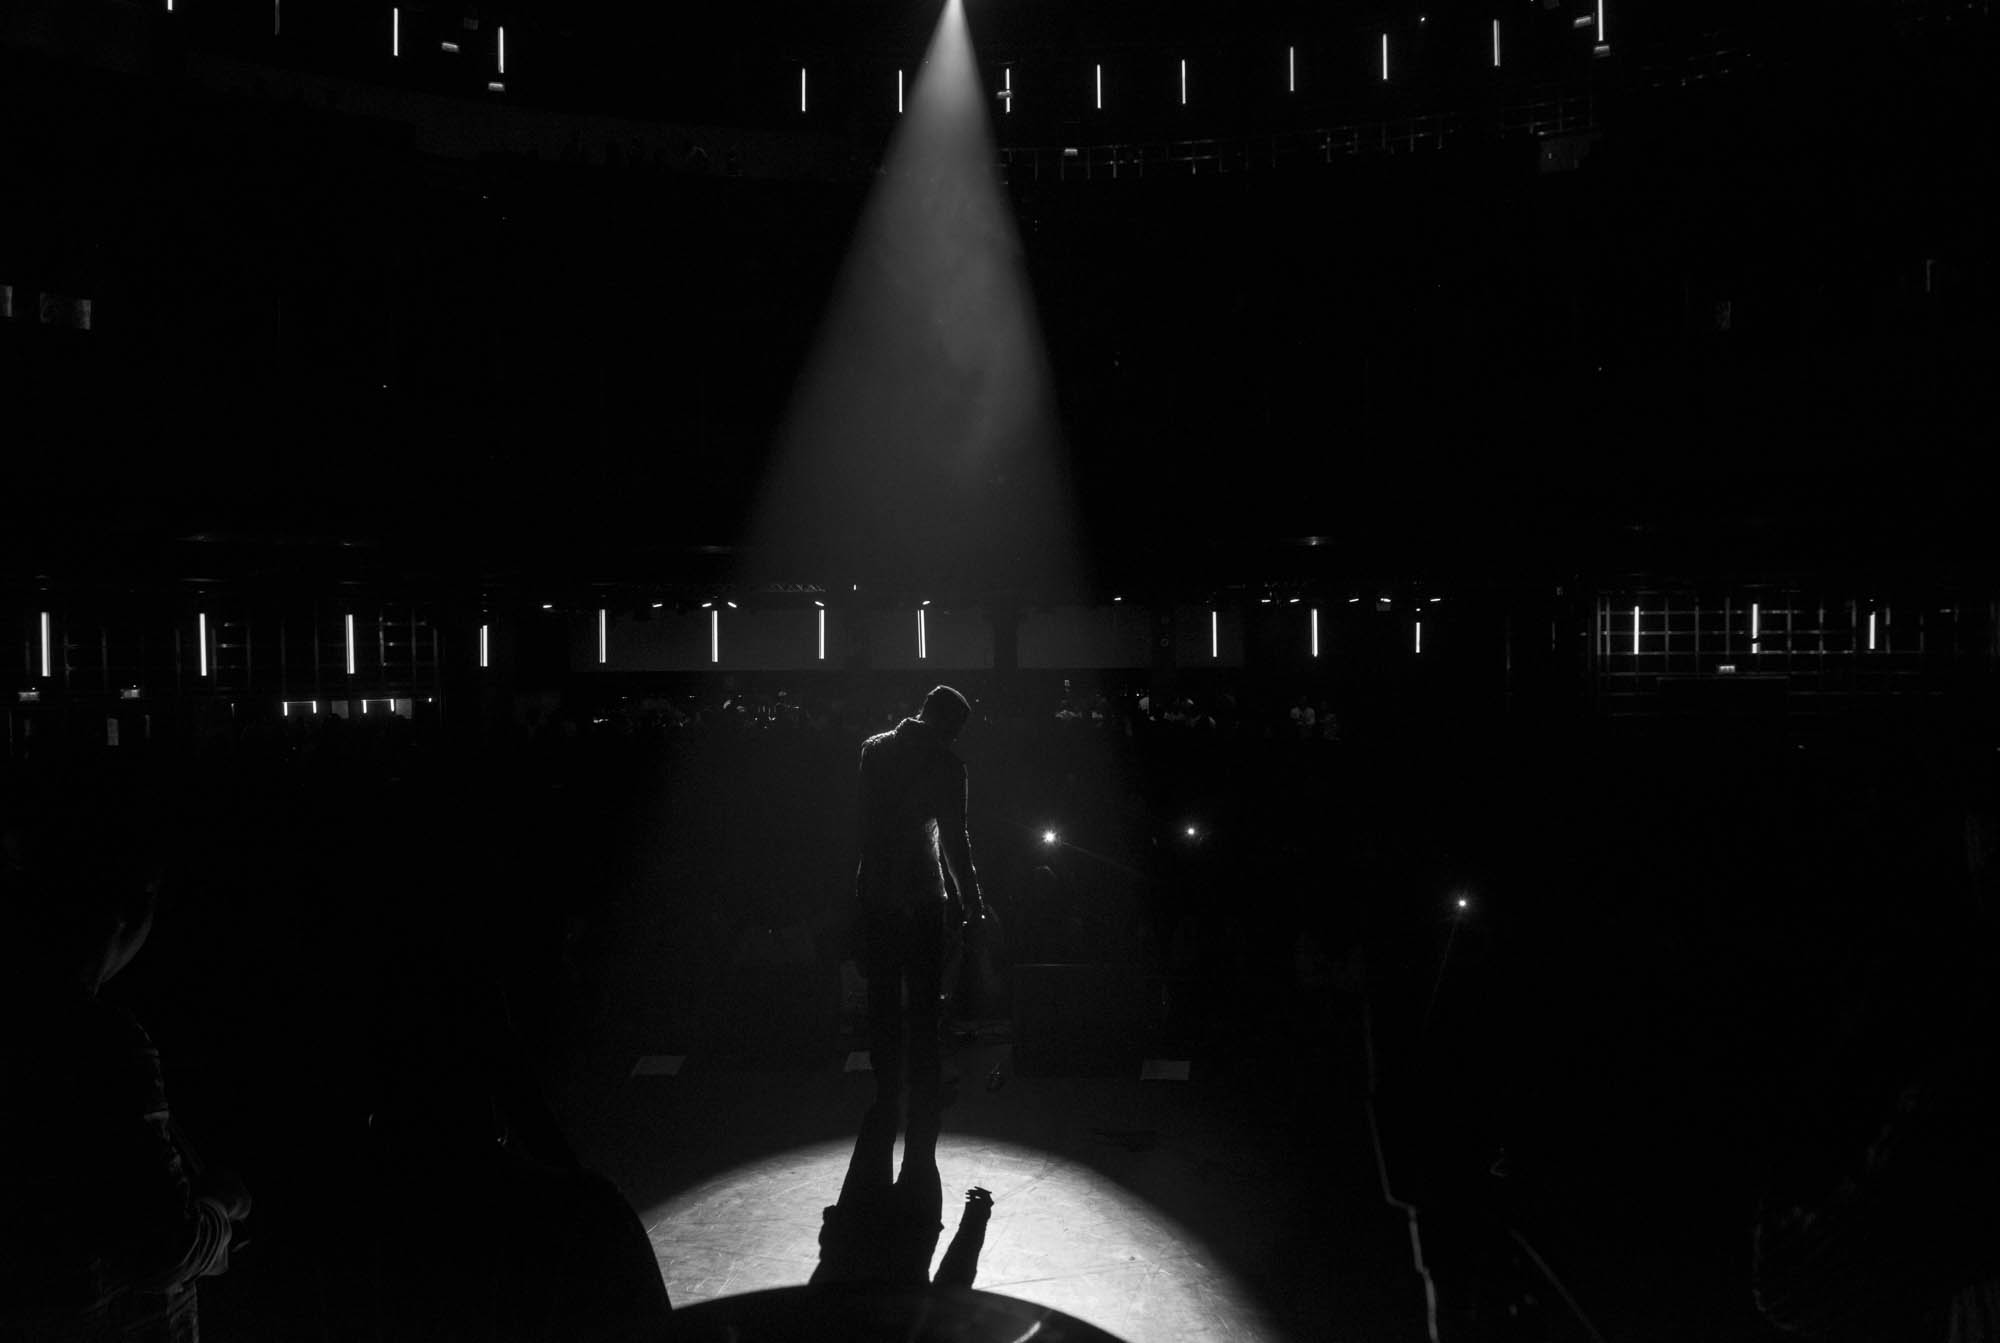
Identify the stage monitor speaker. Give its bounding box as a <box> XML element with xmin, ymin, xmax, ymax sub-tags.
<box><xmin>1010</xmin><ymin>963</ymin><xmax>1166</xmax><ymax>1077</ymax></box>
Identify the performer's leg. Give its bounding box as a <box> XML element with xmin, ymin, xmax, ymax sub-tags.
<box><xmin>905</xmin><ymin>904</ymin><xmax>946</xmax><ymax>1097</ymax></box>
<box><xmin>862</xmin><ymin>909</ymin><xmax>905</xmax><ymax>1103</ymax></box>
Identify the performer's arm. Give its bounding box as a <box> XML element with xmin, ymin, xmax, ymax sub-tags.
<box><xmin>938</xmin><ymin>761</ymin><xmax>981</xmax><ymax>918</ymax></box>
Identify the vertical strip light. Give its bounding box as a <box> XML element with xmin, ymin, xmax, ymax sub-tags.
<box><xmin>817</xmin><ymin>604</ymin><xmax>826</xmax><ymax>661</ymax></box>
<box><xmin>39</xmin><ymin>611</ymin><xmax>52</xmax><ymax>678</ymax></box>
<box><xmin>498</xmin><ymin>25</ymin><xmax>504</xmax><ymax>74</ymax></box>
<box><xmin>711</xmin><ymin>609</ymin><xmax>720</xmax><ymax>664</ymax></box>
<box><xmin>1632</xmin><ymin>605</ymin><xmax>1641</xmax><ymax>656</ymax></box>
<box><xmin>1415</xmin><ymin>620</ymin><xmax>1423</xmax><ymax>655</ymax></box>
<box><xmin>800</xmin><ymin>67</ymin><xmax>807</xmax><ymax>114</ymax></box>
<box><xmin>1311</xmin><ymin>607</ymin><xmax>1320</xmax><ymax>658</ymax></box>
<box><xmin>1597</xmin><ymin>0</ymin><xmax>1606</xmax><ymax>42</ymax></box>
<box><xmin>1381</xmin><ymin>34</ymin><xmax>1389</xmax><ymax>81</ymax></box>
<box><xmin>1180</xmin><ymin>58</ymin><xmax>1187</xmax><ymax>105</ymax></box>
<box><xmin>1288</xmin><ymin>45</ymin><xmax>1296</xmax><ymax>92</ymax></box>
<box><xmin>1095</xmin><ymin>63</ymin><xmax>1102</xmax><ymax>109</ymax></box>
<box><xmin>1492</xmin><ymin>20</ymin><xmax>1501</xmax><ymax>67</ymax></box>
<box><xmin>918</xmin><ymin>608</ymin><xmax>928</xmax><ymax>659</ymax></box>
<box><xmin>273</xmin><ymin>0</ymin><xmax>280</xmax><ymax>36</ymax></box>
<box><xmin>479</xmin><ymin>623</ymin><xmax>489</xmax><ymax>668</ymax></box>
<box><xmin>198</xmin><ymin>612</ymin><xmax>209</xmax><ymax>677</ymax></box>
<box><xmin>392</xmin><ymin>8</ymin><xmax>399</xmax><ymax>56</ymax></box>
<box><xmin>597</xmin><ymin>608</ymin><xmax>607</xmax><ymax>665</ymax></box>
<box><xmin>898</xmin><ymin>69</ymin><xmax>904</xmax><ymax>114</ymax></box>
<box><xmin>1004</xmin><ymin>66</ymin><xmax>1012</xmax><ymax>113</ymax></box>
<box><xmin>1868</xmin><ymin>609</ymin><xmax>1877</xmax><ymax>651</ymax></box>
<box><xmin>1210</xmin><ymin>609</ymin><xmax>1219</xmax><ymax>659</ymax></box>
<box><xmin>1751</xmin><ymin>602</ymin><xmax>1760</xmax><ymax>654</ymax></box>
<box><xmin>345</xmin><ymin>613</ymin><xmax>357</xmax><ymax>675</ymax></box>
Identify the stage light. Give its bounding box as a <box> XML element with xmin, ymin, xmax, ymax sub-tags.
<box><xmin>1112</xmin><ymin>595</ymin><xmax>1122</xmax><ymax>602</ymax></box>
<box><xmin>898</xmin><ymin>69</ymin><xmax>904</xmax><ymax>114</ymax></box>
<box><xmin>1381</xmin><ymin>34</ymin><xmax>1389</xmax><ymax>82</ymax></box>
<box><xmin>1492</xmin><ymin>19</ymin><xmax>1500</xmax><ymax>67</ymax></box>
<box><xmin>479</xmin><ymin>624</ymin><xmax>489</xmax><ymax>668</ymax></box>
<box><xmin>391</xmin><ymin>7</ymin><xmax>398</xmax><ymax>56</ymax></box>
<box><xmin>197</xmin><ymin>612</ymin><xmax>209</xmax><ymax>677</ymax></box>
<box><xmin>497</xmin><ymin>24</ymin><xmax>504</xmax><ymax>73</ymax></box>
<box><xmin>1180</xmin><ymin>58</ymin><xmax>1187</xmax><ymax>105</ymax></box>
<box><xmin>1210</xmin><ymin>609</ymin><xmax>1218</xmax><ymax>659</ymax></box>
<box><xmin>1349</xmin><ymin>596</ymin><xmax>1360</xmax><ymax>604</ymax></box>
<box><xmin>818</xmin><ymin>607</ymin><xmax>826</xmax><ymax>660</ymax></box>
<box><xmin>1095</xmin><ymin>63</ymin><xmax>1102</xmax><ymax>109</ymax></box>
<box><xmin>1632</xmin><ymin>606</ymin><xmax>1640</xmax><ymax>656</ymax></box>
<box><xmin>1311</xmin><ymin>607</ymin><xmax>1320</xmax><ymax>658</ymax></box>
<box><xmin>597</xmin><ymin>608</ymin><xmax>607</xmax><ymax>664</ymax></box>
<box><xmin>1043</xmin><ymin>829</ymin><xmax>1058</xmax><ymax>846</ymax></box>
<box><xmin>39</xmin><ymin>611</ymin><xmax>51</xmax><ymax>678</ymax></box>
<box><xmin>711</xmin><ymin>609</ymin><xmax>720</xmax><ymax>663</ymax></box>
<box><xmin>1415</xmin><ymin>620</ymin><xmax>1423</xmax><ymax>654</ymax></box>
<box><xmin>345</xmin><ymin>613</ymin><xmax>357</xmax><ymax>675</ymax></box>
<box><xmin>1868</xmin><ymin>610</ymin><xmax>1877</xmax><ymax>650</ymax></box>
<box><xmin>1597</xmin><ymin>0</ymin><xmax>1606</xmax><ymax>41</ymax></box>
<box><xmin>1429</xmin><ymin>596</ymin><xmax>1441</xmax><ymax>604</ymax></box>
<box><xmin>1003</xmin><ymin>66</ymin><xmax>1012</xmax><ymax>113</ymax></box>
<box><xmin>487</xmin><ymin>81</ymin><xmax>504</xmax><ymax>93</ymax></box>
<box><xmin>540</xmin><ymin>603</ymin><xmax>553</xmax><ymax>610</ymax></box>
<box><xmin>1288</xmin><ymin>45</ymin><xmax>1295</xmax><ymax>92</ymax></box>
<box><xmin>652</xmin><ymin>602</ymin><xmax>664</xmax><ymax>609</ymax></box>
<box><xmin>273</xmin><ymin>0</ymin><xmax>279</xmax><ymax>36</ymax></box>
<box><xmin>919</xmin><ymin>607</ymin><xmax>928</xmax><ymax>659</ymax></box>
<box><xmin>1289</xmin><ymin>597</ymin><xmax>1301</xmax><ymax>604</ymax></box>
<box><xmin>1751</xmin><ymin>602</ymin><xmax>1760</xmax><ymax>654</ymax></box>
<box><xmin>726</xmin><ymin>600</ymin><xmax>739</xmax><ymax>609</ymax></box>
<box><xmin>1456</xmin><ymin>896</ymin><xmax>1469</xmax><ymax>911</ymax></box>
<box><xmin>442</xmin><ymin>41</ymin><xmax>459</xmax><ymax>53</ymax></box>
<box><xmin>800</xmin><ymin>67</ymin><xmax>807</xmax><ymax>114</ymax></box>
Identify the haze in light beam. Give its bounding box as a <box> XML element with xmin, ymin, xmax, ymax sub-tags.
<box><xmin>744</xmin><ymin>0</ymin><xmax>1080</xmax><ymax>598</ymax></box>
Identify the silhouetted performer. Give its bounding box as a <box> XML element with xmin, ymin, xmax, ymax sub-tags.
<box><xmin>856</xmin><ymin>686</ymin><xmax>987</xmax><ymax>1111</ymax></box>
<box><xmin>0</xmin><ymin>786</ymin><xmax>250</xmax><ymax>1343</ymax></box>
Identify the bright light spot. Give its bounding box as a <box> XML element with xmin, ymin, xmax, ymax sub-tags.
<box><xmin>540</xmin><ymin>603</ymin><xmax>552</xmax><ymax>611</ymax></box>
<box><xmin>652</xmin><ymin>602</ymin><xmax>664</xmax><ymax>609</ymax></box>
<box><xmin>1492</xmin><ymin>19</ymin><xmax>1501</xmax><ymax>67</ymax></box>
<box><xmin>497</xmin><ymin>24</ymin><xmax>504</xmax><ymax>73</ymax></box>
<box><xmin>1311</xmin><ymin>607</ymin><xmax>1320</xmax><ymax>658</ymax></box>
<box><xmin>814</xmin><ymin>599</ymin><xmax>825</xmax><ymax>607</ymax></box>
<box><xmin>441</xmin><ymin>41</ymin><xmax>459</xmax><ymax>53</ymax></box>
<box><xmin>1004</xmin><ymin>66</ymin><xmax>1012</xmax><ymax>113</ymax></box>
<box><xmin>1180</xmin><ymin>58</ymin><xmax>1187</xmax><ymax>105</ymax></box>
<box><xmin>726</xmin><ymin>601</ymin><xmax>739</xmax><ymax>609</ymax></box>
<box><xmin>898</xmin><ymin>69</ymin><xmax>904</xmax><ymax>114</ymax></box>
<box><xmin>1718</xmin><ymin>663</ymin><xmax>1737</xmax><ymax>674</ymax></box>
<box><xmin>800</xmin><ymin>66</ymin><xmax>807</xmax><ymax>114</ymax></box>
<box><xmin>711</xmin><ymin>609</ymin><xmax>720</xmax><ymax>664</ymax></box>
<box><xmin>1868</xmin><ymin>610</ymin><xmax>1877</xmax><ymax>651</ymax></box>
<box><xmin>1381</xmin><ymin>34</ymin><xmax>1389</xmax><ymax>81</ymax></box>
<box><xmin>1751</xmin><ymin>602</ymin><xmax>1760</xmax><ymax>655</ymax></box>
<box><xmin>479</xmin><ymin>623</ymin><xmax>489</xmax><ymax>668</ymax></box>
<box><xmin>597</xmin><ymin>608</ymin><xmax>607</xmax><ymax>665</ymax></box>
<box><xmin>818</xmin><ymin>608</ymin><xmax>826</xmax><ymax>661</ymax></box>
<box><xmin>1349</xmin><ymin>596</ymin><xmax>1360</xmax><ymax>604</ymax></box>
<box><xmin>487</xmin><ymin>81</ymin><xmax>505</xmax><ymax>93</ymax></box>
<box><xmin>1185</xmin><ymin>825</ymin><xmax>1197</xmax><ymax>838</ymax></box>
<box><xmin>1288</xmin><ymin>45</ymin><xmax>1295</xmax><ymax>92</ymax></box>
<box><xmin>40</xmin><ymin>611</ymin><xmax>52</xmax><ymax>679</ymax></box>
<box><xmin>1095</xmin><ymin>63</ymin><xmax>1102</xmax><ymax>109</ymax></box>
<box><xmin>197</xmin><ymin>612</ymin><xmax>209</xmax><ymax>677</ymax></box>
<box><xmin>345</xmin><ymin>613</ymin><xmax>356</xmax><ymax>675</ymax></box>
<box><xmin>1042</xmin><ymin>830</ymin><xmax>1058</xmax><ymax>846</ymax></box>
<box><xmin>1112</xmin><ymin>595</ymin><xmax>1122</xmax><ymax>602</ymax></box>
<box><xmin>1210</xmin><ymin>609</ymin><xmax>1218</xmax><ymax>659</ymax></box>
<box><xmin>391</xmin><ymin>8</ymin><xmax>398</xmax><ymax>58</ymax></box>
<box><xmin>1456</xmin><ymin>896</ymin><xmax>1469</xmax><ymax>910</ymax></box>
<box><xmin>1597</xmin><ymin>0</ymin><xmax>1606</xmax><ymax>41</ymax></box>
<box><xmin>1632</xmin><ymin>605</ymin><xmax>1641</xmax><ymax>656</ymax></box>
<box><xmin>918</xmin><ymin>607</ymin><xmax>928</xmax><ymax>660</ymax></box>
<box><xmin>1415</xmin><ymin>620</ymin><xmax>1423</xmax><ymax>655</ymax></box>
<box><xmin>1429</xmin><ymin>596</ymin><xmax>1442</xmax><ymax>604</ymax></box>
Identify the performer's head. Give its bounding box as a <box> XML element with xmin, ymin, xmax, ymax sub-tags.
<box><xmin>919</xmin><ymin>685</ymin><xmax>972</xmax><ymax>742</ymax></box>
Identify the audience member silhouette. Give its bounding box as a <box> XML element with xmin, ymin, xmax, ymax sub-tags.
<box><xmin>854</xmin><ymin>686</ymin><xmax>989</xmax><ymax>1116</ymax></box>
<box><xmin>365</xmin><ymin>926</ymin><xmax>671</xmax><ymax>1342</ymax></box>
<box><xmin>0</xmin><ymin>775</ymin><xmax>250</xmax><ymax>1343</ymax></box>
